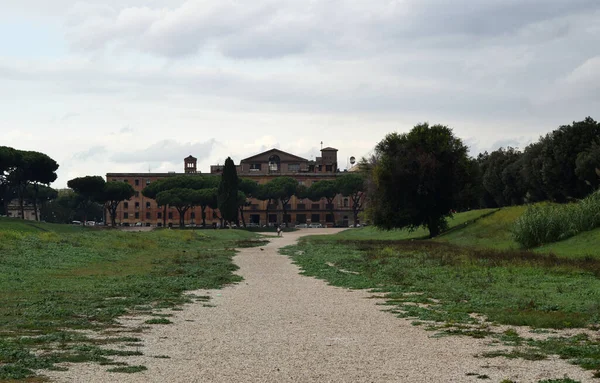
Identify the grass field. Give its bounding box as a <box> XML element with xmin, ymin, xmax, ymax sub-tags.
<box><xmin>0</xmin><ymin>217</ymin><xmax>261</xmax><ymax>380</ymax></box>
<box><xmin>281</xmin><ymin>208</ymin><xmax>600</xmax><ymax>379</ymax></box>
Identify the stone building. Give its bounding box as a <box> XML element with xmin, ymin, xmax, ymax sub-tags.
<box><xmin>106</xmin><ymin>147</ymin><xmax>360</xmax><ymax>227</ymax></box>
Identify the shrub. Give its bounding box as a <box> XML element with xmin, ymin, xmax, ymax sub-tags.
<box><xmin>513</xmin><ymin>191</ymin><xmax>600</xmax><ymax>248</ymax></box>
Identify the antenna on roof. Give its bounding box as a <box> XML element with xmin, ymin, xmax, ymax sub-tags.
<box><xmin>320</xmin><ymin>141</ymin><xmax>323</xmax><ymax>150</ymax></box>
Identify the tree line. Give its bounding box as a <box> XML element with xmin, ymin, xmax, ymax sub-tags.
<box><xmin>365</xmin><ymin>117</ymin><xmax>600</xmax><ymax>237</ymax></box>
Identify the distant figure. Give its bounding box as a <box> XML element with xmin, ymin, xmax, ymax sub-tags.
<box><xmin>276</xmin><ymin>225</ymin><xmax>282</xmax><ymax>237</ymax></box>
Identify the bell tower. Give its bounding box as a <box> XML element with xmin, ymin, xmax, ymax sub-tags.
<box><xmin>184</xmin><ymin>155</ymin><xmax>197</xmax><ymax>173</ymax></box>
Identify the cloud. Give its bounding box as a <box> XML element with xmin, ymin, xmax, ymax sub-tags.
<box><xmin>72</xmin><ymin>145</ymin><xmax>107</xmax><ymax>160</ymax></box>
<box><xmin>63</xmin><ymin>0</ymin><xmax>600</xmax><ymax>60</ymax></box>
<box><xmin>110</xmin><ymin>138</ymin><xmax>217</xmax><ymax>164</ymax></box>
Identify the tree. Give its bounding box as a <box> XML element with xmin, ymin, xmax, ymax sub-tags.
<box><xmin>155</xmin><ymin>188</ymin><xmax>201</xmax><ymax>228</ymax></box>
<box><xmin>142</xmin><ymin>175</ymin><xmax>219</xmax><ymax>227</ymax></box>
<box><xmin>575</xmin><ymin>141</ymin><xmax>600</xmax><ymax>191</ymax></box>
<box><xmin>336</xmin><ymin>173</ymin><xmax>366</xmax><ymax>227</ymax></box>
<box><xmin>102</xmin><ymin>181</ymin><xmax>135</xmax><ymax>227</ymax></box>
<box><xmin>309</xmin><ymin>180</ymin><xmax>338</xmax><ymax>226</ymax></box>
<box><xmin>367</xmin><ymin>123</ymin><xmax>470</xmax><ymax>237</ymax></box>
<box><xmin>196</xmin><ymin>188</ymin><xmax>218</xmax><ymax>227</ymax></box>
<box><xmin>217</xmin><ymin>157</ymin><xmax>239</xmax><ymax>226</ymax></box>
<box><xmin>538</xmin><ymin>117</ymin><xmax>600</xmax><ymax>202</ymax></box>
<box><xmin>255</xmin><ymin>183</ymin><xmax>277</xmax><ymax>226</ymax></box>
<box><xmin>23</xmin><ymin>152</ymin><xmax>59</xmax><ymax>221</ymax></box>
<box><xmin>481</xmin><ymin>147</ymin><xmax>523</xmax><ymax>207</ymax></box>
<box><xmin>67</xmin><ymin>176</ymin><xmax>106</xmax><ymax>223</ymax></box>
<box><xmin>269</xmin><ymin>177</ymin><xmax>298</xmax><ymax>227</ymax></box>
<box><xmin>0</xmin><ymin>146</ymin><xmax>20</xmax><ymax>216</ymax></box>
<box><xmin>238</xmin><ymin>178</ymin><xmax>258</xmax><ymax>227</ymax></box>
<box><xmin>24</xmin><ymin>185</ymin><xmax>58</xmax><ymax>221</ymax></box>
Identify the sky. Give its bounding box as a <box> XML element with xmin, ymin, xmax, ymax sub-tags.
<box><xmin>1</xmin><ymin>0</ymin><xmax>599</xmax><ymax>188</ymax></box>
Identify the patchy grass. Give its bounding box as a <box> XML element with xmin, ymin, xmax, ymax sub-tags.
<box><xmin>0</xmin><ymin>217</ymin><xmax>258</xmax><ymax>380</ymax></box>
<box><xmin>106</xmin><ymin>365</ymin><xmax>147</xmax><ymax>373</ymax></box>
<box><xmin>282</xmin><ymin>206</ymin><xmax>600</xmax><ymax>377</ymax></box>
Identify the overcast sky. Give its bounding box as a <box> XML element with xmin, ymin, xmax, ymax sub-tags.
<box><xmin>2</xmin><ymin>0</ymin><xmax>599</xmax><ymax>187</ymax></box>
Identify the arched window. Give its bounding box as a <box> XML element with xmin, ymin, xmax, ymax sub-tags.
<box><xmin>268</xmin><ymin>155</ymin><xmax>281</xmax><ymax>171</ymax></box>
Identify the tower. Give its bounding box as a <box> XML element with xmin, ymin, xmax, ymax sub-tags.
<box><xmin>184</xmin><ymin>155</ymin><xmax>197</xmax><ymax>174</ymax></box>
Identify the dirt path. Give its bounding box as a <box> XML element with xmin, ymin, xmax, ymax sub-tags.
<box><xmin>45</xmin><ymin>229</ymin><xmax>594</xmax><ymax>382</ymax></box>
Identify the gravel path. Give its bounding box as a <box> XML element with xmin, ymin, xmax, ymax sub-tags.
<box><xmin>45</xmin><ymin>229</ymin><xmax>594</xmax><ymax>382</ymax></box>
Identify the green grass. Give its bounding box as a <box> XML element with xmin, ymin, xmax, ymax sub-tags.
<box><xmin>0</xmin><ymin>217</ymin><xmax>259</xmax><ymax>380</ymax></box>
<box><xmin>330</xmin><ymin>209</ymin><xmax>499</xmax><ymax>241</ymax></box>
<box><xmin>435</xmin><ymin>207</ymin><xmax>526</xmax><ymax>250</ymax></box>
<box><xmin>282</xmin><ymin>207</ymin><xmax>600</xmax><ymax>377</ymax></box>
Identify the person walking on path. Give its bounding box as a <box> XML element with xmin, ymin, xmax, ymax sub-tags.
<box><xmin>276</xmin><ymin>225</ymin><xmax>282</xmax><ymax>237</ymax></box>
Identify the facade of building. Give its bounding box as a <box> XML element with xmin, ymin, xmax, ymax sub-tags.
<box><xmin>106</xmin><ymin>147</ymin><xmax>360</xmax><ymax>227</ymax></box>
<box><xmin>6</xmin><ymin>199</ymin><xmax>36</xmax><ymax>221</ymax></box>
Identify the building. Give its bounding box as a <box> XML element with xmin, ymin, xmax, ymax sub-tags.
<box><xmin>106</xmin><ymin>147</ymin><xmax>360</xmax><ymax>227</ymax></box>
<box><xmin>6</xmin><ymin>199</ymin><xmax>36</xmax><ymax>221</ymax></box>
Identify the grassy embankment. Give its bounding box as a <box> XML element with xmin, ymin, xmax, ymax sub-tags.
<box><xmin>0</xmin><ymin>217</ymin><xmax>265</xmax><ymax>381</ymax></box>
<box><xmin>281</xmin><ymin>207</ymin><xmax>600</xmax><ymax>379</ymax></box>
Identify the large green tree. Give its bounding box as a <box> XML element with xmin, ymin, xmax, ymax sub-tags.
<box><xmin>238</xmin><ymin>178</ymin><xmax>258</xmax><ymax>227</ymax></box>
<box><xmin>269</xmin><ymin>176</ymin><xmax>298</xmax><ymax>226</ymax></box>
<box><xmin>308</xmin><ymin>179</ymin><xmax>338</xmax><ymax>226</ymax></box>
<box><xmin>368</xmin><ymin>123</ymin><xmax>470</xmax><ymax>237</ymax></box>
<box><xmin>67</xmin><ymin>176</ymin><xmax>106</xmax><ymax>223</ymax></box>
<box><xmin>155</xmin><ymin>188</ymin><xmax>201</xmax><ymax>228</ymax></box>
<box><xmin>336</xmin><ymin>173</ymin><xmax>366</xmax><ymax>227</ymax></box>
<box><xmin>575</xmin><ymin>141</ymin><xmax>600</xmax><ymax>191</ymax></box>
<box><xmin>217</xmin><ymin>157</ymin><xmax>239</xmax><ymax>226</ymax></box>
<box><xmin>538</xmin><ymin>117</ymin><xmax>600</xmax><ymax>202</ymax></box>
<box><xmin>23</xmin><ymin>151</ymin><xmax>59</xmax><ymax>221</ymax></box>
<box><xmin>102</xmin><ymin>181</ymin><xmax>135</xmax><ymax>227</ymax></box>
<box><xmin>196</xmin><ymin>187</ymin><xmax>218</xmax><ymax>227</ymax></box>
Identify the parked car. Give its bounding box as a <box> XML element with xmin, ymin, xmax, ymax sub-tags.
<box><xmin>309</xmin><ymin>223</ymin><xmax>323</xmax><ymax>228</ymax></box>
<box><xmin>246</xmin><ymin>223</ymin><xmax>260</xmax><ymax>228</ymax></box>
<box><xmin>295</xmin><ymin>223</ymin><xmax>308</xmax><ymax>228</ymax></box>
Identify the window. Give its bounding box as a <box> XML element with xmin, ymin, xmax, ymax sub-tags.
<box><xmin>135</xmin><ymin>191</ymin><xmax>140</xmax><ymax>197</ymax></box>
<box><xmin>343</xmin><ymin>198</ymin><xmax>349</xmax><ymax>207</ymax></box>
<box><xmin>288</xmin><ymin>163</ymin><xmax>300</xmax><ymax>172</ymax></box>
<box><xmin>168</xmin><ymin>212</ymin><xmax>173</xmax><ymax>219</ymax></box>
<box><xmin>135</xmin><ymin>179</ymin><xmax>139</xmax><ymax>186</ymax></box>
<box><xmin>135</xmin><ymin>212</ymin><xmax>139</xmax><ymax>219</ymax></box>
<box><xmin>135</xmin><ymin>202</ymin><xmax>140</xmax><ymax>208</ymax></box>
<box><xmin>326</xmin><ymin>165</ymin><xmax>333</xmax><ymax>172</ymax></box>
<box><xmin>157</xmin><ymin>222</ymin><xmax>162</xmax><ymax>227</ymax></box>
<box><xmin>268</xmin><ymin>155</ymin><xmax>280</xmax><ymax>171</ymax></box>
<box><xmin>250</xmin><ymin>163</ymin><xmax>261</xmax><ymax>171</ymax></box>
<box><xmin>157</xmin><ymin>212</ymin><xmax>162</xmax><ymax>219</ymax></box>
<box><xmin>124</xmin><ymin>179</ymin><xmax>128</xmax><ymax>183</ymax></box>
<box><xmin>326</xmin><ymin>214</ymin><xmax>334</xmax><ymax>223</ymax></box>
<box><xmin>124</xmin><ymin>202</ymin><xmax>129</xmax><ymax>209</ymax></box>
<box><xmin>311</xmin><ymin>214</ymin><xmax>320</xmax><ymax>222</ymax></box>
<box><xmin>296</xmin><ymin>214</ymin><xmax>306</xmax><ymax>223</ymax></box>
<box><xmin>311</xmin><ymin>203</ymin><xmax>320</xmax><ymax>210</ymax></box>
<box><xmin>146</xmin><ymin>212</ymin><xmax>150</xmax><ymax>219</ymax></box>
<box><xmin>297</xmin><ymin>203</ymin><xmax>306</xmax><ymax>210</ymax></box>
<box><xmin>146</xmin><ymin>179</ymin><xmax>151</xmax><ymax>185</ymax></box>
<box><xmin>250</xmin><ymin>204</ymin><xmax>259</xmax><ymax>210</ymax></box>
<box><xmin>191</xmin><ymin>212</ymin><xmax>195</xmax><ymax>219</ymax></box>
<box><xmin>124</xmin><ymin>212</ymin><xmax>129</xmax><ymax>219</ymax></box>
<box><xmin>146</xmin><ymin>202</ymin><xmax>151</xmax><ymax>209</ymax></box>
<box><xmin>326</xmin><ymin>203</ymin><xmax>334</xmax><ymax>210</ymax></box>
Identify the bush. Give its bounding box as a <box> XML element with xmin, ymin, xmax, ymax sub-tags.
<box><xmin>513</xmin><ymin>191</ymin><xmax>600</xmax><ymax>248</ymax></box>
